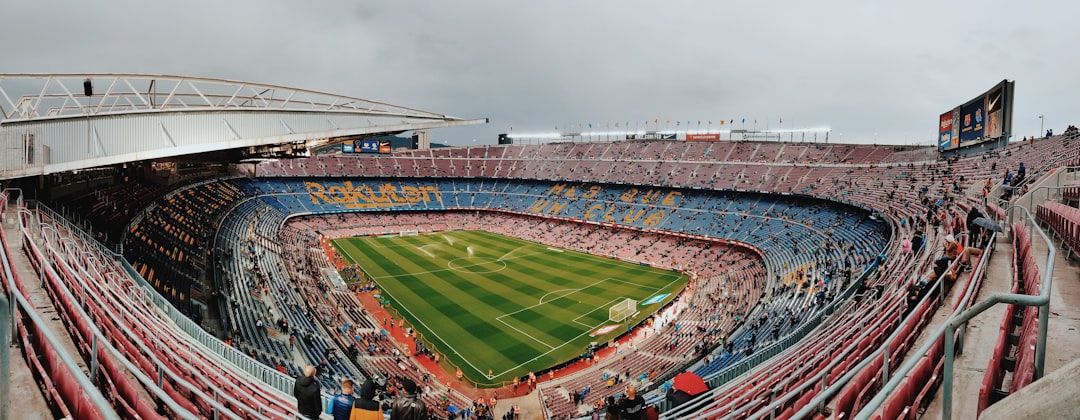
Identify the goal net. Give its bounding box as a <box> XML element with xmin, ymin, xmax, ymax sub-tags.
<box><xmin>609</xmin><ymin>298</ymin><xmax>637</xmax><ymax>323</ymax></box>
<box><xmin>399</xmin><ymin>230</ymin><xmax>419</xmax><ymax>237</ymax></box>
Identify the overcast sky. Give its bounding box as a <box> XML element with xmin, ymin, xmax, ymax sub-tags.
<box><xmin>3</xmin><ymin>1</ymin><xmax>1077</xmax><ymax>146</ymax></box>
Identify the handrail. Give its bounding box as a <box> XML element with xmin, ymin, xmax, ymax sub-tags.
<box><xmin>940</xmin><ymin>205</ymin><xmax>1054</xmax><ymax>420</ymax></box>
<box><xmin>30</xmin><ymin>201</ymin><xmax>303</xmax><ymax>397</ymax></box>
<box><xmin>2</xmin><ymin>189</ymin><xmax>120</xmax><ymax>419</ymax></box>
<box><xmin>43</xmin><ymin>223</ymin><xmax>296</xmax><ymax>419</ymax></box>
<box><xmin>787</xmin><ymin>230</ymin><xmax>988</xmax><ymax>419</ymax></box>
<box><xmin>657</xmin><ymin>258</ymin><xmax>882</xmax><ymax>419</ymax></box>
<box><xmin>25</xmin><ymin>208</ymin><xmax>202</xmax><ymax>419</ymax></box>
<box><xmin>856</xmin><ymin>205</ymin><xmax>1053</xmax><ymax>420</ymax></box>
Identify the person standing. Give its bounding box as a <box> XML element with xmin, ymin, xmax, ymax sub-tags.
<box><xmin>604</xmin><ymin>396</ymin><xmax>620</xmax><ymax>420</ymax></box>
<box><xmin>294</xmin><ymin>365</ymin><xmax>322</xmax><ymax>420</ymax></box>
<box><xmin>329</xmin><ymin>379</ymin><xmax>356</xmax><ymax>420</ymax></box>
<box><xmin>619</xmin><ymin>385</ymin><xmax>646</xmax><ymax>420</ymax></box>
<box><xmin>350</xmin><ymin>379</ymin><xmax>383</xmax><ymax>420</ymax></box>
<box><xmin>390</xmin><ymin>378</ymin><xmax>426</xmax><ymax>420</ymax></box>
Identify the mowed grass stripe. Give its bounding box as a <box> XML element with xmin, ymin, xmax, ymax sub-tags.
<box><xmin>353</xmin><ymin>238</ymin><xmax>534</xmax><ymax>372</ymax></box>
<box><xmin>375</xmin><ymin>239</ymin><xmax>556</xmax><ymax>318</ymax></box>
<box><xmin>363</xmin><ymin>235</ymin><xmax>558</xmax><ymax>370</ymax></box>
<box><xmin>334</xmin><ymin>231</ymin><xmax>688</xmax><ymax>383</ymax></box>
<box><xmin>350</xmin><ymin>235</ymin><xmax>565</xmax><ymax>370</ymax></box>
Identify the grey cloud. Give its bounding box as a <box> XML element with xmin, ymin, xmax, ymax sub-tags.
<box><xmin>1</xmin><ymin>0</ymin><xmax>1077</xmax><ymax>146</ymax></box>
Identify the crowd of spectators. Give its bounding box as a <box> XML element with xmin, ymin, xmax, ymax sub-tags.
<box><xmin>104</xmin><ymin>131</ymin><xmax>1079</xmax><ymax>419</ymax></box>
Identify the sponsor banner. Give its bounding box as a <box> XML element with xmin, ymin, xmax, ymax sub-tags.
<box><xmin>378</xmin><ymin>140</ymin><xmax>392</xmax><ymax>153</ymax></box>
<box><xmin>640</xmin><ymin>293</ymin><xmax>670</xmax><ymax>305</ymax></box>
<box><xmin>985</xmin><ymin>84</ymin><xmax>1004</xmax><ymax>139</ymax></box>
<box><xmin>627</xmin><ymin>133</ymin><xmax>676</xmax><ymax>140</ymax></box>
<box><xmin>591</xmin><ymin>324</ymin><xmax>620</xmax><ymax>337</ymax></box>
<box><xmin>686</xmin><ymin>133</ymin><xmax>721</xmax><ymax>141</ymax></box>
<box><xmin>959</xmin><ymin>96</ymin><xmax>986</xmax><ymax>143</ymax></box>
<box><xmin>305</xmin><ymin>181</ymin><xmax>444</xmax><ymax>209</ymax></box>
<box><xmin>358</xmin><ymin>139</ymin><xmax>381</xmax><ymax>153</ymax></box>
<box><xmin>939</xmin><ymin>108</ymin><xmax>959</xmax><ymax>149</ymax></box>
<box><xmin>342</xmin><ymin>143</ymin><xmax>355</xmax><ymax>153</ymax></box>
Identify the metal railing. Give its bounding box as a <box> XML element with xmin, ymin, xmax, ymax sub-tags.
<box><xmin>856</xmin><ymin>205</ymin><xmax>1054</xmax><ymax>420</ymax></box>
<box><xmin>24</xmin><ymin>201</ymin><xmax>309</xmax><ymax>417</ymax></box>
<box><xmin>656</xmin><ymin>259</ymin><xmax>881</xmax><ymax>418</ymax></box>
<box><xmin>1</xmin><ymin>189</ymin><xmax>120</xmax><ymax>419</ymax></box>
<box><xmin>940</xmin><ymin>205</ymin><xmax>1054</xmax><ymax>419</ymax></box>
<box><xmin>30</xmin><ymin>201</ymin><xmax>304</xmax><ymax>396</ymax></box>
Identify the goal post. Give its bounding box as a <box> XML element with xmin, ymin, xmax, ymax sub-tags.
<box><xmin>609</xmin><ymin>298</ymin><xmax>637</xmax><ymax>323</ymax></box>
<box><xmin>399</xmin><ymin>229</ymin><xmax>419</xmax><ymax>237</ymax></box>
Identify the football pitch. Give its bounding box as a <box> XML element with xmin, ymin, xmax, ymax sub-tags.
<box><xmin>332</xmin><ymin>230</ymin><xmax>687</xmax><ymax>386</ymax></box>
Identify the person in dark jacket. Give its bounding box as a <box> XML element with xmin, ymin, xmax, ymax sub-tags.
<box><xmin>390</xmin><ymin>378</ymin><xmax>426</xmax><ymax>420</ymax></box>
<box><xmin>350</xmin><ymin>379</ymin><xmax>383</xmax><ymax>420</ymax></box>
<box><xmin>294</xmin><ymin>365</ymin><xmax>322</xmax><ymax>419</ymax></box>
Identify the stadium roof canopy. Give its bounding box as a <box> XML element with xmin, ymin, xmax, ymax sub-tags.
<box><xmin>0</xmin><ymin>73</ymin><xmax>486</xmax><ymax>180</ymax></box>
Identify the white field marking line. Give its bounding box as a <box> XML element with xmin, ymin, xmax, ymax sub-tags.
<box><xmin>572</xmin><ymin>298</ymin><xmax>623</xmax><ymax>328</ymax></box>
<box><xmin>336</xmin><ymin>240</ymin><xmax>363</xmax><ymax>266</ymax></box>
<box><xmin>368</xmin><ymin>276</ymin><xmax>494</xmax><ymax>381</ymax></box>
<box><xmin>489</xmin><ymin>306</ymin><xmax>615</xmax><ymax>379</ymax></box>
<box><xmin>568</xmin><ymin>277</ymin><xmax>668</xmax><ymax>327</ymax></box>
<box><xmin>494</xmin><ymin>276</ymin><xmax>623</xmax><ymax>350</ymax></box>
<box><xmin>345</xmin><ymin>233</ymin><xmax>545</xmax><ymax>380</ymax></box>
<box><xmin>355</xmin><ymin>235</ymin><xmax>686</xmax><ymax>379</ymax></box>
<box><xmin>416</xmin><ymin>244</ymin><xmax>438</xmax><ymax>258</ymax></box>
<box><xmin>538</xmin><ymin>288</ymin><xmax>578</xmax><ymax>304</ymax></box>
<box><xmin>494</xmin><ymin>317</ymin><xmax>558</xmax><ymax>350</ymax></box>
<box><xmin>445</xmin><ymin>258</ymin><xmax>508</xmax><ymax>274</ymax></box>
<box><xmin>367</xmin><ymin>247</ymin><xmax>556</xmax><ymax>280</ymax></box>
<box><xmin>603</xmin><ymin>277</ymin><xmax>664</xmax><ymax>291</ymax></box>
<box><xmin>496</xmin><ymin>245</ymin><xmax>535</xmax><ymax>262</ymax></box>
<box><xmin>353</xmin><ymin>236</ymin><xmax>414</xmax><ymax>249</ymax></box>
<box><xmin>487</xmin><ymin>274</ymin><xmax>684</xmax><ymax>380</ymax></box>
<box><xmin>502</xmin><ymin>276</ymin><xmax>616</xmax><ymax>318</ymax></box>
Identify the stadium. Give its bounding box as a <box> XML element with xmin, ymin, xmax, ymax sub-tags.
<box><xmin>0</xmin><ymin>72</ymin><xmax>1078</xmax><ymax>420</ymax></box>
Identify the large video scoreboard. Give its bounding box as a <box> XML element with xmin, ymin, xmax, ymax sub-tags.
<box><xmin>939</xmin><ymin>79</ymin><xmax>1014</xmax><ymax>151</ymax></box>
<box><xmin>351</xmin><ymin>139</ymin><xmax>392</xmax><ymax>154</ymax></box>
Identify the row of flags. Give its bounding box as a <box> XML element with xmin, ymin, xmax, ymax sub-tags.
<box><xmin>510</xmin><ymin>118</ymin><xmax>785</xmax><ymax>131</ymax></box>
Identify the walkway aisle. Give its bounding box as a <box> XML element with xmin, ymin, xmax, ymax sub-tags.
<box><xmin>3</xmin><ymin>203</ymin><xmax>68</xmax><ymax>418</ymax></box>
<box><xmin>923</xmin><ymin>228</ymin><xmax>1080</xmax><ymax>419</ymax></box>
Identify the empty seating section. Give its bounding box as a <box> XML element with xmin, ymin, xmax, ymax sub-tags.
<box><xmin>1064</xmin><ymin>181</ymin><xmax>1080</xmax><ymax>202</ymax></box>
<box><xmin>1037</xmin><ymin>201</ymin><xmax>1080</xmax><ymax>258</ymax></box>
<box><xmin>124</xmin><ymin>180</ymin><xmax>247</xmax><ymax>313</ymax></box>
<box><xmin>978</xmin><ymin>220</ymin><xmax>1045</xmax><ymax>414</ymax></box>
<box><xmin>15</xmin><ymin>204</ymin><xmax>301</xmax><ymax>418</ymax></box>
<box><xmin>66</xmin><ymin>180</ymin><xmax>170</xmax><ymax>237</ymax></box>
<box><xmin>1</xmin><ymin>193</ymin><xmax>114</xmax><ymax>419</ymax></box>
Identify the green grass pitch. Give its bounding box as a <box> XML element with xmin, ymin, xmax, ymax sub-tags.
<box><xmin>332</xmin><ymin>230</ymin><xmax>687</xmax><ymax>386</ymax></box>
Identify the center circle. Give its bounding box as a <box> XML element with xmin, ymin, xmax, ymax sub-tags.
<box><xmin>447</xmin><ymin>257</ymin><xmax>507</xmax><ymax>274</ymax></box>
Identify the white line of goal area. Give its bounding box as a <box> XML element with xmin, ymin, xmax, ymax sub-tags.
<box><xmin>339</xmin><ymin>236</ymin><xmax>677</xmax><ymax>380</ymax></box>
<box><xmin>495</xmin><ymin>276</ymin><xmax>664</xmax><ymax>357</ymax></box>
